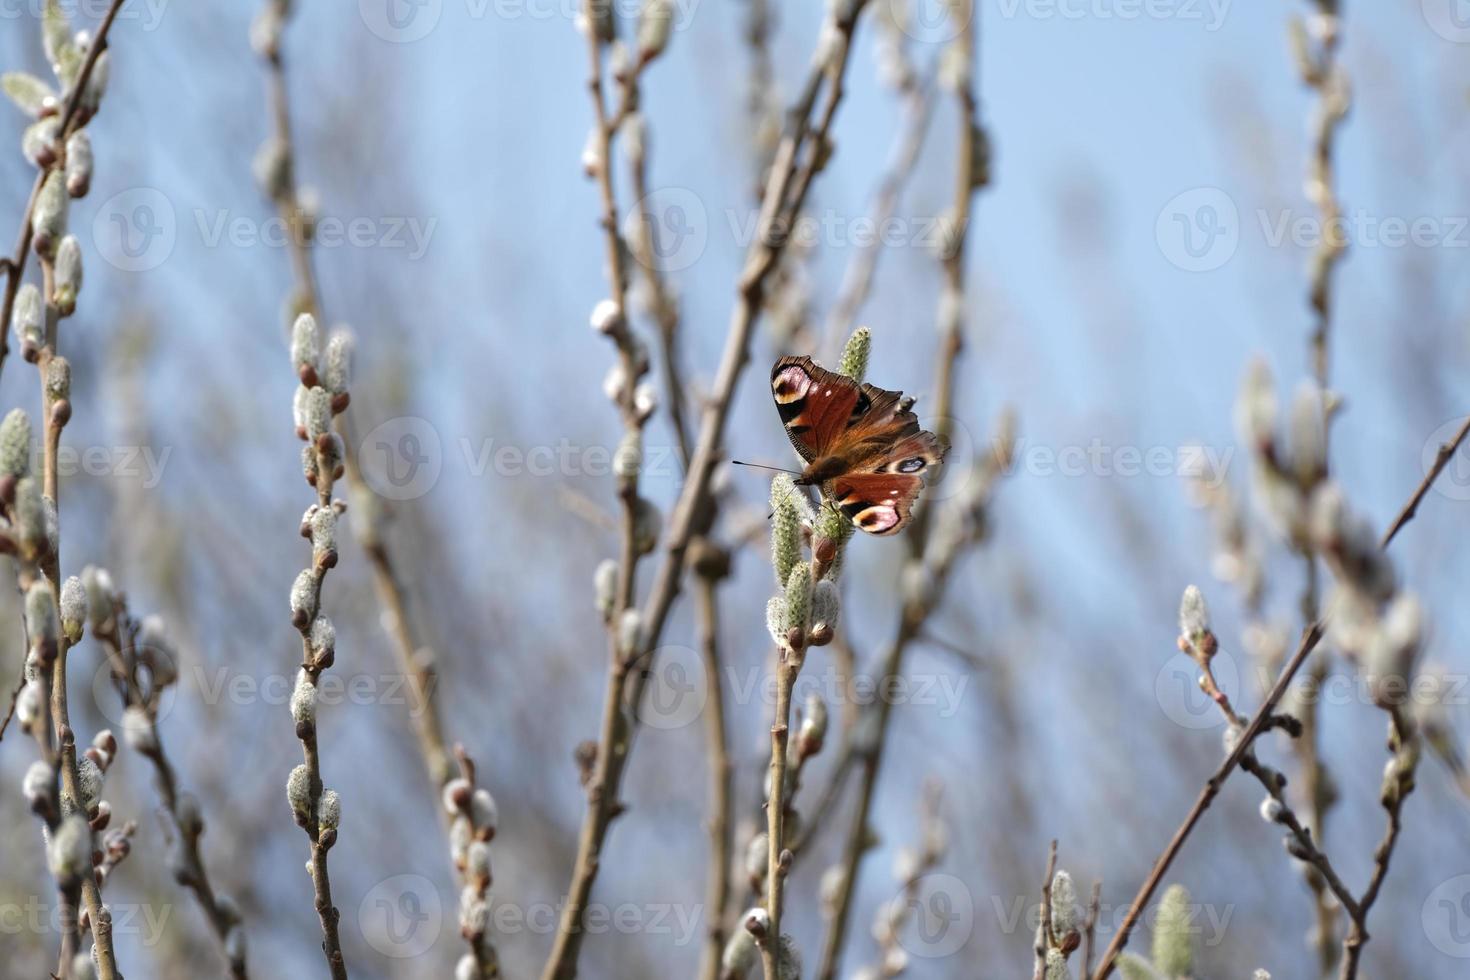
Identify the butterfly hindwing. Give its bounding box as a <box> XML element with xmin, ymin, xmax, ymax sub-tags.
<box><xmin>830</xmin><ymin>473</ymin><xmax>923</xmax><ymax>536</ymax></box>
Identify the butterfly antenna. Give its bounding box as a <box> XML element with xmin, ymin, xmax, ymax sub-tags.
<box><xmin>730</xmin><ymin>460</ymin><xmax>803</xmax><ymax>477</ymax></box>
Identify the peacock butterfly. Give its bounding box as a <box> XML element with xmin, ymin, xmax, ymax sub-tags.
<box><xmin>770</xmin><ymin>355</ymin><xmax>948</xmax><ymax>536</ymax></box>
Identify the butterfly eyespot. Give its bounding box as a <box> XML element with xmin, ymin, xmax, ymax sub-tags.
<box><xmin>898</xmin><ymin>457</ymin><xmax>926</xmax><ymax>474</ymax></box>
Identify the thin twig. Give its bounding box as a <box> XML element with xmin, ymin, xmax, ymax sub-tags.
<box><xmin>543</xmin><ymin>7</ymin><xmax>873</xmax><ymax>977</ymax></box>
<box><xmin>1381</xmin><ymin>414</ymin><xmax>1470</xmax><ymax>548</ymax></box>
<box><xmin>694</xmin><ymin>566</ymin><xmax>734</xmax><ymax>980</ymax></box>
<box><xmin>1091</xmin><ymin>623</ymin><xmax>1326</xmax><ymax>979</ymax></box>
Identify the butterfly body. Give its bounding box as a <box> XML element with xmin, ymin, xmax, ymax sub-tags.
<box><xmin>771</xmin><ymin>355</ymin><xmax>947</xmax><ymax>536</ymax></box>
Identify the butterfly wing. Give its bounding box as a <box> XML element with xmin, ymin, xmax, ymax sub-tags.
<box><xmin>829</xmin><ymin>472</ymin><xmax>924</xmax><ymax>536</ymax></box>
<box><xmin>831</xmin><ymin>433</ymin><xmax>949</xmax><ymax>536</ymax></box>
<box><xmin>771</xmin><ymin>354</ymin><xmax>949</xmax><ymax>536</ymax></box>
<box><xmin>770</xmin><ymin>355</ymin><xmax>865</xmax><ymax>462</ymax></box>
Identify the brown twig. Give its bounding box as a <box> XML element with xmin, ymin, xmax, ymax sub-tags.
<box><xmin>1091</xmin><ymin>623</ymin><xmax>1326</xmax><ymax>979</ymax></box>
<box><xmin>694</xmin><ymin>564</ymin><xmax>734</xmax><ymax>980</ymax></box>
<box><xmin>543</xmin><ymin>7</ymin><xmax>873</xmax><ymax>977</ymax></box>
<box><xmin>812</xmin><ymin>7</ymin><xmax>990</xmax><ymax>974</ymax></box>
<box><xmin>1033</xmin><ymin>840</ymin><xmax>1059</xmax><ymax>980</ymax></box>
<box><xmin>1381</xmin><ymin>414</ymin><xmax>1470</xmax><ymax>548</ymax></box>
<box><xmin>96</xmin><ymin>597</ymin><xmax>247</xmax><ymax>978</ymax></box>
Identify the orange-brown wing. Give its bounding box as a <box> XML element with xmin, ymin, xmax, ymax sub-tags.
<box><xmin>771</xmin><ymin>355</ymin><xmax>864</xmax><ymax>462</ymax></box>
<box><xmin>829</xmin><ymin>472</ymin><xmax>924</xmax><ymax>536</ymax></box>
<box><xmin>833</xmin><ymin>433</ymin><xmax>949</xmax><ymax>535</ymax></box>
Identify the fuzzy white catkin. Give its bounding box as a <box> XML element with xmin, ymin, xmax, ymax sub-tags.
<box><xmin>589</xmin><ymin>298</ymin><xmax>621</xmax><ymax>334</ymax></box>
<box><xmin>467</xmin><ymin>840</ymin><xmax>492</xmax><ymax>880</ymax></box>
<box><xmin>1288</xmin><ymin>381</ymin><xmax>1326</xmax><ymax>484</ymax></box>
<box><xmin>471</xmin><ymin>788</ymin><xmax>498</xmax><ymax>834</ymax></box>
<box><xmin>776</xmin><ymin>934</ymin><xmax>802</xmax><ymax>980</ymax></box>
<box><xmin>22</xmin><ymin>759</ymin><xmax>50</xmax><ymax>803</ymax></box>
<box><xmin>799</xmin><ymin>693</ymin><xmax>827</xmax><ymax>748</ymax></box>
<box><xmin>1044</xmin><ymin>948</ymin><xmax>1071</xmax><ymax>980</ymax></box>
<box><xmin>614</xmin><ymin>430</ymin><xmax>641</xmax><ymax>480</ymax></box>
<box><xmin>317</xmin><ymin>789</ymin><xmax>341</xmax><ymax>830</ymax></box>
<box><xmin>324</xmin><ymin>331</ymin><xmax>353</xmax><ymax>394</ymax></box>
<box><xmin>48</xmin><ymin>814</ymin><xmax>90</xmax><ymax>881</ymax></box>
<box><xmin>745</xmin><ymin>833</ymin><xmax>769</xmax><ymax>881</ymax></box>
<box><xmin>310</xmin><ymin>616</ymin><xmax>336</xmax><ymax>659</ymax></box>
<box><xmin>459</xmin><ymin>886</ymin><xmax>489</xmax><ymax>936</ymax></box>
<box><xmin>305</xmin><ymin>387</ymin><xmax>332</xmax><ymax>440</ymax></box>
<box><xmin>12</xmin><ymin>282</ymin><xmax>42</xmax><ymax>353</ymax></box>
<box><xmin>721</xmin><ymin>926</ymin><xmax>757</xmax><ymax>976</ymax></box>
<box><xmin>53</xmin><ymin>235</ymin><xmax>81</xmax><ymax>314</ymax></box>
<box><xmin>291</xmin><ymin>313</ymin><xmax>321</xmax><ymax>374</ymax></box>
<box><xmin>286</xmin><ymin>764</ymin><xmax>312</xmax><ymax>821</ymax></box>
<box><xmin>765</xmin><ymin>596</ymin><xmax>786</xmax><ymax>645</ymax></box>
<box><xmin>289</xmin><ymin>569</ymin><xmax>315</xmax><ymax>621</ymax></box>
<box><xmin>782</xmin><ymin>564</ymin><xmax>812</xmax><ymax>635</ymax></box>
<box><xmin>1236</xmin><ymin>358</ymin><xmax>1277</xmax><ymax>449</ymax></box>
<box><xmin>593</xmin><ymin>559</ymin><xmax>617</xmax><ymax>617</ymax></box>
<box><xmin>76</xmin><ymin>756</ymin><xmax>104</xmax><ymax>809</ymax></box>
<box><xmin>290</xmin><ymin>669</ymin><xmax>316</xmax><ymax>726</ymax></box>
<box><xmin>16</xmin><ymin>679</ymin><xmax>42</xmax><ymax>729</ymax></box>
<box><xmin>121</xmin><ymin>704</ymin><xmax>156</xmax><ymax>754</ymax></box>
<box><xmin>1050</xmin><ymin>870</ymin><xmax>1078</xmax><ymax>936</ymax></box>
<box><xmin>455</xmin><ymin>954</ymin><xmax>478</xmax><ymax>980</ymax></box>
<box><xmin>59</xmin><ymin>575</ymin><xmax>85</xmax><ymax>641</ymax></box>
<box><xmin>1178</xmin><ymin>584</ymin><xmax>1209</xmax><ymax>639</ymax></box>
<box><xmin>442</xmin><ymin>777</ymin><xmax>471</xmax><ymax>815</ymax></box>
<box><xmin>65</xmin><ymin>129</ymin><xmax>91</xmax><ymax>197</ymax></box>
<box><xmin>24</xmin><ymin>581</ymin><xmax>56</xmax><ymax>644</ymax></box>
<box><xmin>0</xmin><ymin>408</ymin><xmax>31</xmax><ymax>478</ymax></box>
<box><xmin>811</xmin><ymin>580</ymin><xmax>839</xmax><ymax>628</ymax></box>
